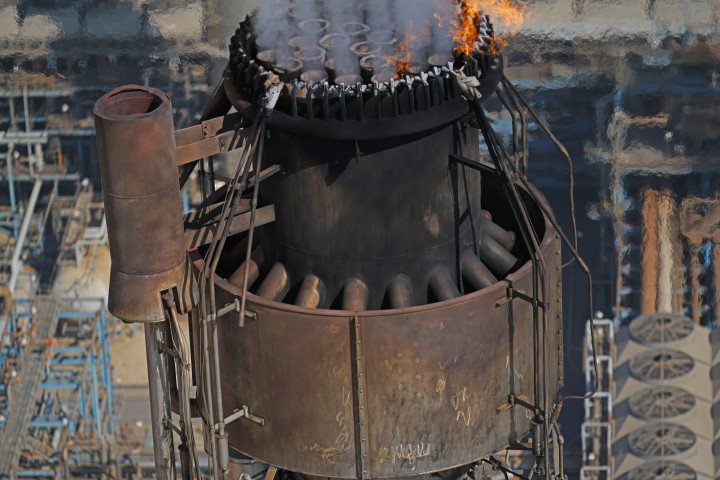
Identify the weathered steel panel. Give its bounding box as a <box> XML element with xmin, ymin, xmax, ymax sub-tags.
<box><xmin>358</xmin><ymin>236</ymin><xmax>558</xmax><ymax>478</ymax></box>
<box><xmin>213</xmin><ymin>280</ymin><xmax>358</xmax><ymax>478</ymax></box>
<box><xmin>189</xmin><ymin>172</ymin><xmax>562</xmax><ymax>480</ymax></box>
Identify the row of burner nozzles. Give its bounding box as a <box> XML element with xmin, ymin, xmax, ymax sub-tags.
<box><xmin>230</xmin><ymin>40</ymin><xmax>503</xmax><ymax>121</ymax></box>
<box><xmin>235</xmin><ymin>13</ymin><xmax>494</xmax><ymax>85</ymax></box>
<box><xmin>231</xmin><ymin>44</ymin><xmax>466</xmax><ymax>121</ymax></box>
<box><xmin>224</xmin><ymin>211</ymin><xmax>519</xmax><ymax>310</ymax></box>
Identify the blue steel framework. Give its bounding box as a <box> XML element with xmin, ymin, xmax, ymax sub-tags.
<box><xmin>2</xmin><ymin>298</ymin><xmax>116</xmax><ymax>478</ymax></box>
<box><xmin>0</xmin><ymin>299</ymin><xmax>33</xmax><ymax>431</ymax></box>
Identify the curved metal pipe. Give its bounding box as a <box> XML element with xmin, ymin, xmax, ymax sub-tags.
<box><xmin>295</xmin><ymin>274</ymin><xmax>325</xmax><ymax>308</ymax></box>
<box><xmin>478</xmin><ymin>216</ymin><xmax>516</xmax><ymax>251</ymax></box>
<box><xmin>461</xmin><ymin>250</ymin><xmax>497</xmax><ymax>291</ymax></box>
<box><xmin>429</xmin><ymin>265</ymin><xmax>461</xmax><ymax>301</ymax></box>
<box><xmin>387</xmin><ymin>274</ymin><xmax>414</xmax><ymax>309</ymax></box>
<box><xmin>478</xmin><ymin>236</ymin><xmax>519</xmax><ymax>277</ymax></box>
<box><xmin>342</xmin><ymin>278</ymin><xmax>369</xmax><ymax>311</ymax></box>
<box><xmin>257</xmin><ymin>263</ymin><xmax>290</xmax><ymax>301</ymax></box>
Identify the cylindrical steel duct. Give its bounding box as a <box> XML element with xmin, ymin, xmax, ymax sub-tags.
<box><xmin>640</xmin><ymin>187</ymin><xmax>658</xmax><ymax>314</ymax></box>
<box><xmin>258</xmin><ymin>125</ymin><xmax>483</xmax><ymax>308</ymax></box>
<box><xmin>94</xmin><ymin>85</ymin><xmax>191</xmax><ymax>323</ymax></box>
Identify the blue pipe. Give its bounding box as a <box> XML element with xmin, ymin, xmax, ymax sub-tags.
<box><xmin>51</xmin><ymin>346</ymin><xmax>87</xmax><ymax>353</ymax></box>
<box><xmin>29</xmin><ymin>420</ymin><xmax>66</xmax><ymax>429</ymax></box>
<box><xmin>14</xmin><ymin>469</ymin><xmax>57</xmax><ymax>477</ymax></box>
<box><xmin>40</xmin><ymin>381</ymin><xmax>79</xmax><ymax>390</ymax></box>
<box><xmin>58</xmin><ymin>311</ymin><xmax>96</xmax><ymax>319</ymax></box>
<box><xmin>89</xmin><ymin>353</ymin><xmax>102</xmax><ymax>437</ymax></box>
<box><xmin>99</xmin><ymin>309</ymin><xmax>115</xmax><ymax>434</ymax></box>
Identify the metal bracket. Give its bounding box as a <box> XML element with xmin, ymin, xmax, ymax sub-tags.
<box><xmin>160</xmin><ymin>343</ymin><xmax>180</xmax><ymax>359</ymax></box>
<box><xmin>508</xmin><ymin>440</ymin><xmax>533</xmax><ymax>451</ymax></box>
<box><xmin>215</xmin><ymin>405</ymin><xmax>265</xmax><ymax>430</ymax></box>
<box><xmin>495</xmin><ymin>283</ymin><xmax>545</xmax><ymax>309</ymax></box>
<box><xmin>174</xmin><ymin>111</ymin><xmax>249</xmax><ymax>166</ymax></box>
<box><xmin>264</xmin><ymin>466</ymin><xmax>278</xmax><ymax>480</ymax></box>
<box><xmin>496</xmin><ymin>394</ymin><xmax>534</xmax><ymax>414</ymax></box>
<box><xmin>481</xmin><ymin>456</ymin><xmax>530</xmax><ymax>480</ymax></box>
<box><xmin>185</xmin><ymin>204</ymin><xmax>276</xmax><ymax>250</ymax></box>
<box><xmin>162</xmin><ymin>416</ymin><xmax>184</xmax><ymax>437</ymax></box>
<box><xmin>202</xmin><ymin>299</ymin><xmax>257</xmax><ymax>325</ymax></box>
<box><xmin>495</xmin><ymin>282</ymin><xmax>516</xmax><ymax>307</ymax></box>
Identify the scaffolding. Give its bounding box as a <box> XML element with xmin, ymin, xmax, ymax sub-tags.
<box><xmin>0</xmin><ymin>299</ymin><xmax>34</xmax><ymax>433</ymax></box>
<box><xmin>580</xmin><ymin>318</ymin><xmax>615</xmax><ymax>480</ymax></box>
<box><xmin>0</xmin><ymin>298</ymin><xmax>116</xmax><ymax>478</ymax></box>
<box><xmin>0</xmin><ymin>83</ymin><xmax>120</xmax><ymax>478</ymax></box>
<box><xmin>0</xmin><ymin>85</ymin><xmax>84</xmax><ymax>293</ymax></box>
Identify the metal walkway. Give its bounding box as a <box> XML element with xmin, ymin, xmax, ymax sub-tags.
<box><xmin>0</xmin><ymin>296</ymin><xmax>58</xmax><ymax>474</ymax></box>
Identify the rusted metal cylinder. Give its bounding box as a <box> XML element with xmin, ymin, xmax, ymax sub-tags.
<box><xmin>640</xmin><ymin>187</ymin><xmax>659</xmax><ymax>314</ymax></box>
<box><xmin>387</xmin><ymin>274</ymin><xmax>414</xmax><ymax>308</ymax></box>
<box><xmin>461</xmin><ymin>250</ymin><xmax>497</xmax><ymax>290</ymax></box>
<box><xmin>256</xmin><ymin>262</ymin><xmax>289</xmax><ymax>301</ymax></box>
<box><xmin>188</xmin><ymin>166</ymin><xmax>563</xmax><ymax>480</ymax></box>
<box><xmin>94</xmin><ymin>85</ymin><xmax>189</xmax><ymax>323</ymax></box>
<box><xmin>295</xmin><ymin>274</ymin><xmax>325</xmax><ymax>308</ymax></box>
<box><xmin>343</xmin><ymin>277</ymin><xmax>369</xmax><ymax>311</ymax></box>
<box><xmin>228</xmin><ymin>246</ymin><xmax>265</xmax><ymax>289</ymax></box>
<box><xmin>478</xmin><ymin>235</ymin><xmax>519</xmax><ymax>277</ymax></box>
<box><xmin>429</xmin><ymin>265</ymin><xmax>461</xmax><ymax>301</ymax></box>
<box><xmin>478</xmin><ymin>216</ymin><xmax>516</xmax><ymax>251</ymax></box>
<box><xmin>259</xmin><ymin>124</ymin><xmax>482</xmax><ymax>308</ymax></box>
<box><xmin>229</xmin><ymin>259</ymin><xmax>261</xmax><ymax>289</ymax></box>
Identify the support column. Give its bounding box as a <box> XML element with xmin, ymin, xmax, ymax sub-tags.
<box><xmin>144</xmin><ymin>322</ymin><xmax>176</xmax><ymax>480</ymax></box>
<box><xmin>657</xmin><ymin>191</ymin><xmax>675</xmax><ymax>313</ymax></box>
<box><xmin>640</xmin><ymin>187</ymin><xmax>658</xmax><ymax>313</ymax></box>
<box><xmin>690</xmin><ymin>244</ymin><xmax>702</xmax><ymax>324</ymax></box>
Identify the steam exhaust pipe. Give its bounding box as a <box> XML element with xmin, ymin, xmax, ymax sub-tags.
<box><xmin>94</xmin><ymin>85</ymin><xmax>194</xmax><ymax>479</ymax></box>
<box><xmin>94</xmin><ymin>85</ymin><xmax>192</xmax><ymax>322</ymax></box>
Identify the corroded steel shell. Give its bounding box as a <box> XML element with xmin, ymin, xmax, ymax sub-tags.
<box><xmin>95</xmin><ymin>85</ymin><xmax>190</xmax><ymax>323</ymax></box>
<box><xmin>190</xmin><ymin>175</ymin><xmax>562</xmax><ymax>479</ymax></box>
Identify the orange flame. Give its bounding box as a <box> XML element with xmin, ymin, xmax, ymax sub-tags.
<box><xmin>385</xmin><ymin>21</ymin><xmax>430</xmax><ymax>78</ymax></box>
<box><xmin>482</xmin><ymin>0</ymin><xmax>526</xmax><ymax>32</ymax></box>
<box><xmin>384</xmin><ymin>0</ymin><xmax>527</xmax><ymax>78</ymax></box>
<box><xmin>450</xmin><ymin>0</ymin><xmax>527</xmax><ymax>57</ymax></box>
<box><xmin>452</xmin><ymin>0</ymin><xmax>482</xmax><ymax>56</ymax></box>
<box><xmin>386</xmin><ymin>39</ymin><xmax>412</xmax><ymax>78</ymax></box>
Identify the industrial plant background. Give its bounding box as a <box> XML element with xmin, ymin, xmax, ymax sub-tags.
<box><xmin>1</xmin><ymin>0</ymin><xmax>719</xmax><ymax>478</ymax></box>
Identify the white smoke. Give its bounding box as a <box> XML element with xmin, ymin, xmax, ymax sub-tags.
<box><xmin>250</xmin><ymin>0</ymin><xmax>460</xmax><ymax>82</ymax></box>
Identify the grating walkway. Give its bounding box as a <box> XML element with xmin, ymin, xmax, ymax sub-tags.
<box><xmin>0</xmin><ymin>296</ymin><xmax>59</xmax><ymax>474</ymax></box>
